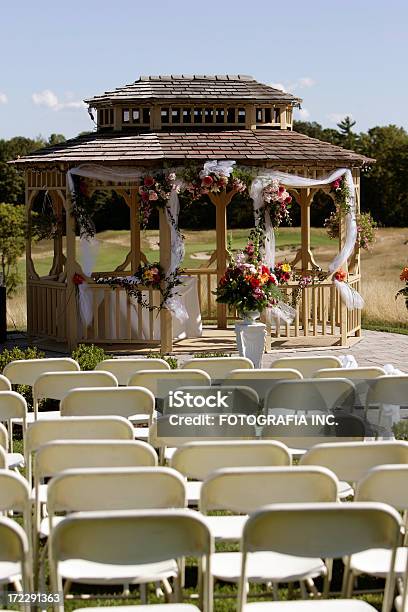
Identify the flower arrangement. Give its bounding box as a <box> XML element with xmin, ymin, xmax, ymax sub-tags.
<box><xmin>181</xmin><ymin>164</ymin><xmax>250</xmax><ymax>202</ymax></box>
<box><xmin>96</xmin><ymin>262</ymin><xmax>183</xmax><ymax>312</ymax></box>
<box><xmin>330</xmin><ymin>175</ymin><xmax>351</xmax><ymax>215</ymax></box>
<box><xmin>261</xmin><ymin>180</ymin><xmax>292</xmax><ymax>228</ymax></box>
<box><xmin>215</xmin><ymin>241</ymin><xmax>282</xmax><ymax>316</ymax></box>
<box><xmin>72</xmin><ymin>273</ymin><xmax>85</xmax><ymax>285</ymax></box>
<box><xmin>324</xmin><ymin>209</ymin><xmax>377</xmax><ymax>251</ymax></box>
<box><xmin>138</xmin><ymin>172</ymin><xmax>178</xmax><ymax>228</ymax></box>
<box><xmin>395</xmin><ymin>266</ymin><xmax>408</xmax><ymax>310</ymax></box>
<box><xmin>274</xmin><ymin>261</ymin><xmax>292</xmax><ymax>284</ymax></box>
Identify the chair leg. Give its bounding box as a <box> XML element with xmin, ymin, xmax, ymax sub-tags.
<box><xmin>300</xmin><ymin>581</ymin><xmax>308</xmax><ymax>599</ymax></box>
<box><xmin>272</xmin><ymin>582</ymin><xmax>279</xmax><ymax>600</ymax></box>
<box><xmin>140</xmin><ymin>583</ymin><xmax>148</xmax><ymax>604</ymax></box>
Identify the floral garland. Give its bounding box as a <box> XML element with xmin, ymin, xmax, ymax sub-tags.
<box><xmin>95</xmin><ymin>262</ymin><xmax>183</xmax><ymax>312</ymax></box>
<box><xmin>273</xmin><ymin>260</ymin><xmax>327</xmax><ymax>307</ymax></box>
<box><xmin>138</xmin><ymin>172</ymin><xmax>178</xmax><ymax>229</ymax></box>
<box><xmin>261</xmin><ymin>179</ymin><xmax>292</xmax><ymax>228</ymax></box>
<box><xmin>324</xmin><ymin>209</ymin><xmax>377</xmax><ymax>251</ymax></box>
<box><xmin>396</xmin><ymin>266</ymin><xmax>408</xmax><ymax>311</ymax></box>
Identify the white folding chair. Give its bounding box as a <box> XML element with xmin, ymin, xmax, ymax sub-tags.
<box><xmin>264</xmin><ymin>378</ymin><xmax>356</xmax><ymax>414</ymax></box>
<box><xmin>200</xmin><ymin>466</ymin><xmax>338</xmax><ymax>594</ymax></box>
<box><xmin>237</xmin><ymin>502</ymin><xmax>401</xmax><ymax>611</ymax></box>
<box><xmin>300</xmin><ymin>440</ymin><xmax>408</xmax><ymax>499</ymax></box>
<box><xmin>129</xmin><ymin>369</ymin><xmax>211</xmax><ymax>400</ymax></box>
<box><xmin>314</xmin><ymin>367</ymin><xmax>386</xmax><ymax>379</ymax></box>
<box><xmin>271</xmin><ymin>356</ymin><xmax>342</xmax><ymax>378</ymax></box>
<box><xmin>171</xmin><ymin>440</ymin><xmax>290</xmax><ymax>505</ymax></box>
<box><xmin>60</xmin><ymin>386</ymin><xmax>155</xmax><ymax>438</ymax></box>
<box><xmin>49</xmin><ymin>509</ymin><xmax>213</xmax><ymax>612</ymax></box>
<box><xmin>95</xmin><ymin>358</ymin><xmax>170</xmax><ymax>385</ymax></box>
<box><xmin>32</xmin><ymin>370</ymin><xmax>118</xmax><ymax>419</ymax></box>
<box><xmin>0</xmin><ymin>469</ymin><xmax>31</xmax><ymax>545</ymax></box>
<box><xmin>0</xmin><ymin>516</ymin><xmax>32</xmax><ymax>597</ymax></box>
<box><xmin>182</xmin><ymin>357</ymin><xmax>253</xmax><ymax>382</ymax></box>
<box><xmin>3</xmin><ymin>358</ymin><xmax>80</xmax><ymax>388</ymax></box>
<box><xmin>223</xmin><ymin>368</ymin><xmax>302</xmax><ymax>400</ymax></box>
<box><xmin>0</xmin><ymin>375</ymin><xmax>11</xmax><ymax>390</ymax></box>
<box><xmin>25</xmin><ymin>415</ymin><xmax>134</xmax><ymax>485</ymax></box>
<box><xmin>0</xmin><ymin>392</ymin><xmax>26</xmax><ymax>468</ymax></box>
<box><xmin>365</xmin><ymin>375</ymin><xmax>408</xmax><ymax>426</ymax></box>
<box><xmin>348</xmin><ymin>465</ymin><xmax>408</xmax><ymax>595</ymax></box>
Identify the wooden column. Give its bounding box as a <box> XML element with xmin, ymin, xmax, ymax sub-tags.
<box><xmin>159</xmin><ymin>208</ymin><xmax>173</xmax><ymax>353</ymax></box>
<box><xmin>130</xmin><ymin>190</ymin><xmax>141</xmax><ymax>272</ymax></box>
<box><xmin>64</xmin><ymin>188</ymin><xmax>78</xmax><ymax>350</ymax></box>
<box><xmin>299</xmin><ymin>188</ymin><xmax>316</xmax><ymax>273</ymax></box>
<box><xmin>353</xmin><ymin>170</ymin><xmax>362</xmax><ymax>337</ymax></box>
<box><xmin>49</xmin><ymin>191</ymin><xmax>65</xmax><ymax>276</ymax></box>
<box><xmin>208</xmin><ymin>190</ymin><xmax>236</xmax><ymax>329</ymax></box>
<box><xmin>338</xmin><ymin>198</ymin><xmax>348</xmax><ymax>347</ymax></box>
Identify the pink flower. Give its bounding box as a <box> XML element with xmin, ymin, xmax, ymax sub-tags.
<box><xmin>285</xmin><ymin>195</ymin><xmax>292</xmax><ymax>204</ymax></box>
<box><xmin>167</xmin><ymin>172</ymin><xmax>176</xmax><ymax>182</ymax></box>
<box><xmin>332</xmin><ymin>179</ymin><xmax>341</xmax><ymax>190</ymax></box>
<box><xmin>201</xmin><ymin>175</ymin><xmax>214</xmax><ymax>187</ymax></box>
<box><xmin>149</xmin><ymin>190</ymin><xmax>159</xmax><ymax>201</ymax></box>
<box><xmin>144</xmin><ymin>176</ymin><xmax>155</xmax><ymax>187</ymax></box>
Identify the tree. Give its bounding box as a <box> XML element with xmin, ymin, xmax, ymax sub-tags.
<box><xmin>337</xmin><ymin>116</ymin><xmax>356</xmax><ymax>136</ymax></box>
<box><xmin>0</xmin><ymin>203</ymin><xmax>26</xmax><ymax>295</ymax></box>
<box><xmin>0</xmin><ymin>136</ymin><xmax>45</xmax><ymax>204</ymax></box>
<box><xmin>48</xmin><ymin>133</ymin><xmax>66</xmax><ymax>146</ymax></box>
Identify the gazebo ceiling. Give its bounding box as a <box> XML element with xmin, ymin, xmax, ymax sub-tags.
<box><xmin>12</xmin><ymin>129</ymin><xmax>373</xmax><ymax>167</ymax></box>
<box><xmin>85</xmin><ymin>75</ymin><xmax>302</xmax><ymax>107</ymax></box>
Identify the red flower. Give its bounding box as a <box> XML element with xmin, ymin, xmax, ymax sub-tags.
<box><xmin>140</xmin><ymin>190</ymin><xmax>150</xmax><ymax>202</ymax></box>
<box><xmin>143</xmin><ymin>176</ymin><xmax>155</xmax><ymax>187</ymax></box>
<box><xmin>73</xmin><ymin>273</ymin><xmax>85</xmax><ymax>285</ymax></box>
<box><xmin>334</xmin><ymin>268</ymin><xmax>347</xmax><ymax>282</ymax></box>
<box><xmin>249</xmin><ymin>277</ymin><xmax>260</xmax><ymax>288</ymax></box>
<box><xmin>201</xmin><ymin>175</ymin><xmax>214</xmax><ymax>187</ymax></box>
<box><xmin>261</xmin><ymin>265</ymin><xmax>270</xmax><ymax>275</ymax></box>
<box><xmin>285</xmin><ymin>195</ymin><xmax>292</xmax><ymax>204</ymax></box>
<box><xmin>278</xmin><ymin>185</ymin><xmax>285</xmax><ymax>193</ymax></box>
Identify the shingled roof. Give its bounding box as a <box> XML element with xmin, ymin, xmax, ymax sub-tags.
<box><xmin>12</xmin><ymin>130</ymin><xmax>372</xmax><ymax>167</ymax></box>
<box><xmin>85</xmin><ymin>75</ymin><xmax>301</xmax><ymax>107</ymax></box>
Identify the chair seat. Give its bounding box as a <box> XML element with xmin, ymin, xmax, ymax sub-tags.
<box><xmin>212</xmin><ymin>551</ymin><xmax>326</xmax><ymax>583</ymax></box>
<box><xmin>205</xmin><ymin>515</ymin><xmax>247</xmax><ymax>541</ymax></box>
<box><xmin>164</xmin><ymin>447</ymin><xmax>177</xmax><ymax>461</ymax></box>
<box><xmin>74</xmin><ymin>606</ymin><xmax>200</xmax><ymax>612</ymax></box>
<box><xmin>39</xmin><ymin>516</ymin><xmax>64</xmax><ymax>538</ymax></box>
<box><xmin>0</xmin><ymin>562</ymin><xmax>21</xmax><ymax>584</ymax></box>
<box><xmin>186</xmin><ymin>481</ymin><xmax>202</xmax><ymax>505</ymax></box>
<box><xmin>7</xmin><ymin>452</ymin><xmax>24</xmax><ymax>469</ymax></box>
<box><xmin>133</xmin><ymin>427</ymin><xmax>149</xmax><ymax>440</ymax></box>
<box><xmin>242</xmin><ymin>600</ymin><xmax>376</xmax><ymax>610</ymax></box>
<box><xmin>350</xmin><ymin>546</ymin><xmax>408</xmax><ymax>577</ymax></box>
<box><xmin>58</xmin><ymin>558</ymin><xmax>178</xmax><ymax>584</ymax></box>
<box><xmin>31</xmin><ymin>484</ymin><xmax>48</xmax><ymax>503</ymax></box>
<box><xmin>338</xmin><ymin>481</ymin><xmax>354</xmax><ymax>499</ymax></box>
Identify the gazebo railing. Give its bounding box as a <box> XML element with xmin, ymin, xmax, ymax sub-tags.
<box><xmin>27</xmin><ymin>279</ymin><xmax>67</xmax><ymax>342</ymax></box>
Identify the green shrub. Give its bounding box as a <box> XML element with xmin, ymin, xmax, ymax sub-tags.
<box><xmin>0</xmin><ymin>345</ymin><xmax>45</xmax><ymax>408</ymax></box>
<box><xmin>71</xmin><ymin>344</ymin><xmax>108</xmax><ymax>370</ymax></box>
<box><xmin>145</xmin><ymin>352</ymin><xmax>179</xmax><ymax>370</ymax></box>
<box><xmin>393</xmin><ymin>421</ymin><xmax>408</xmax><ymax>441</ymax></box>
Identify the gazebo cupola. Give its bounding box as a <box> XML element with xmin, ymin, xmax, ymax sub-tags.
<box><xmin>85</xmin><ymin>75</ymin><xmax>302</xmax><ymax>133</ymax></box>
<box><xmin>12</xmin><ymin>74</ymin><xmax>372</xmax><ymax>353</ymax></box>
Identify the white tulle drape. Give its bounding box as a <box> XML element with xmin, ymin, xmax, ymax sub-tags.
<box><xmin>250</xmin><ymin>168</ymin><xmax>363</xmax><ymax>311</ymax></box>
<box><xmin>67</xmin><ymin>165</ymin><xmax>187</xmax><ymax>324</ymax></box>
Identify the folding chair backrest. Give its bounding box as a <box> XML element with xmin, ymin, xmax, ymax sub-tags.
<box><xmin>0</xmin><ymin>445</ymin><xmax>7</xmax><ymax>469</ymax></box>
<box><xmin>366</xmin><ymin>375</ymin><xmax>408</xmax><ymax>408</ymax></box>
<box><xmin>238</xmin><ymin>502</ymin><xmax>400</xmax><ymax>612</ymax></box>
<box><xmin>35</xmin><ymin>440</ymin><xmax>157</xmax><ymax>480</ymax></box>
<box><xmin>128</xmin><ymin>369</ymin><xmax>211</xmax><ymax>398</ymax></box>
<box><xmin>0</xmin><ymin>391</ymin><xmax>27</xmax><ymax>428</ymax></box>
<box><xmin>265</xmin><ymin>378</ymin><xmax>356</xmax><ymax>413</ymax></box>
<box><xmin>200</xmin><ymin>466</ymin><xmax>338</xmax><ymax>513</ymax></box>
<box><xmin>0</xmin><ymin>516</ymin><xmax>31</xmax><ymax>591</ymax></box>
<box><xmin>48</xmin><ymin>467</ymin><xmax>186</xmax><ymax>515</ymax></box>
<box><xmin>60</xmin><ymin>386</ymin><xmax>155</xmax><ymax>419</ymax></box>
<box><xmin>171</xmin><ymin>440</ymin><xmax>291</xmax><ymax>480</ymax></box>
<box><xmin>182</xmin><ymin>357</ymin><xmax>253</xmax><ymax>381</ymax></box>
<box><xmin>0</xmin><ymin>422</ymin><xmax>8</xmax><ymax>450</ymax></box>
<box><xmin>162</xmin><ymin>385</ymin><xmax>259</xmax><ymax>415</ymax></box>
<box><xmin>356</xmin><ymin>465</ymin><xmax>408</xmax><ymax>511</ymax></box>
<box><xmin>0</xmin><ymin>470</ymin><xmax>30</xmax><ymax>536</ymax></box>
<box><xmin>300</xmin><ymin>441</ymin><xmax>408</xmax><ymax>483</ymax></box>
<box><xmin>150</xmin><ymin>415</ymin><xmax>257</xmax><ymax>451</ymax></box>
<box><xmin>271</xmin><ymin>355</ymin><xmax>342</xmax><ymax>378</ymax></box>
<box><xmin>33</xmin><ymin>371</ymin><xmax>118</xmax><ymax>402</ymax></box>
<box><xmin>224</xmin><ymin>368</ymin><xmax>302</xmax><ymax>400</ymax></box>
<box><xmin>0</xmin><ymin>375</ymin><xmax>11</xmax><ymax>391</ymax></box>
<box><xmin>3</xmin><ymin>358</ymin><xmax>79</xmax><ymax>387</ymax></box>
<box><xmin>95</xmin><ymin>358</ymin><xmax>170</xmax><ymax>385</ymax></box>
<box><xmin>314</xmin><ymin>367</ymin><xmax>385</xmax><ymax>380</ymax></box>
<box><xmin>50</xmin><ymin>510</ymin><xmax>213</xmax><ymax>612</ymax></box>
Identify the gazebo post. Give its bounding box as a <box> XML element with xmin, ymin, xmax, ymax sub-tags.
<box><xmin>64</xmin><ymin>188</ymin><xmax>78</xmax><ymax>350</ymax></box>
<box><xmin>338</xmin><ymin>205</ymin><xmax>348</xmax><ymax>346</ymax></box>
<box><xmin>159</xmin><ymin>208</ymin><xmax>173</xmax><ymax>353</ymax></box>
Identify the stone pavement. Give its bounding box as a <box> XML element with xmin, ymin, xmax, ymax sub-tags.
<box><xmin>261</xmin><ymin>329</ymin><xmax>408</xmax><ymax>372</ymax></box>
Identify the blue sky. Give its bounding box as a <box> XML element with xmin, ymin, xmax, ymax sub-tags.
<box><xmin>1</xmin><ymin>0</ymin><xmax>406</xmax><ymax>140</ymax></box>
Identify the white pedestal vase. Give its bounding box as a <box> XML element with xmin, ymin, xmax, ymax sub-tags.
<box><xmin>235</xmin><ymin>311</ymin><xmax>266</xmax><ymax>368</ymax></box>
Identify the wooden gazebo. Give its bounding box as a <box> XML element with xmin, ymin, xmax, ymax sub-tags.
<box><xmin>12</xmin><ymin>74</ymin><xmax>371</xmax><ymax>352</ymax></box>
